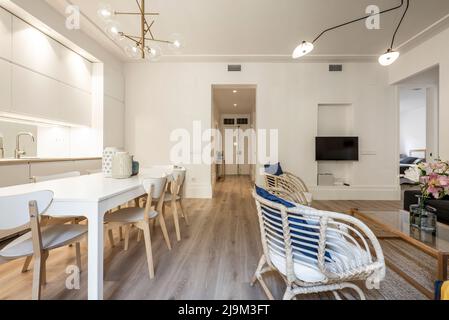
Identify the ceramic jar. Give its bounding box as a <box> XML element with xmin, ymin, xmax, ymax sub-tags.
<box><xmin>102</xmin><ymin>147</ymin><xmax>120</xmax><ymax>177</ymax></box>
<box><xmin>112</xmin><ymin>152</ymin><xmax>133</xmax><ymax>179</ymax></box>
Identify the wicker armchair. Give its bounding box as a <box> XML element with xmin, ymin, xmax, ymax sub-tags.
<box><xmin>251</xmin><ymin>189</ymin><xmax>385</xmax><ymax>300</ymax></box>
<box><xmin>264</xmin><ymin>172</ymin><xmax>313</xmax><ymax>206</ymax></box>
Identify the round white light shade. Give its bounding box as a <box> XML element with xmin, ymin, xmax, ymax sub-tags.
<box><xmin>168</xmin><ymin>33</ymin><xmax>184</xmax><ymax>53</ymax></box>
<box><xmin>292</xmin><ymin>41</ymin><xmax>314</xmax><ymax>59</ymax></box>
<box><xmin>145</xmin><ymin>45</ymin><xmax>162</xmax><ymax>61</ymax></box>
<box><xmin>98</xmin><ymin>3</ymin><xmax>113</xmax><ymax>20</ymax></box>
<box><xmin>378</xmin><ymin>50</ymin><xmax>400</xmax><ymax>66</ymax></box>
<box><xmin>124</xmin><ymin>45</ymin><xmax>141</xmax><ymax>59</ymax></box>
<box><xmin>105</xmin><ymin>21</ymin><xmax>122</xmax><ymax>40</ymax></box>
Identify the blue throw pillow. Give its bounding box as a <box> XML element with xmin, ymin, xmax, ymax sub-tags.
<box><xmin>255</xmin><ymin>185</ymin><xmax>295</xmax><ymax>208</ymax></box>
<box><xmin>255</xmin><ymin>185</ymin><xmax>331</xmax><ymax>261</ymax></box>
<box><xmin>264</xmin><ymin>162</ymin><xmax>284</xmax><ymax>176</ymax></box>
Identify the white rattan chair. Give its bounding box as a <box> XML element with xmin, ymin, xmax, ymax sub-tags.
<box><xmin>0</xmin><ymin>191</ymin><xmax>87</xmax><ymax>300</ymax></box>
<box><xmin>251</xmin><ymin>188</ymin><xmax>385</xmax><ymax>300</ymax></box>
<box><xmin>264</xmin><ymin>172</ymin><xmax>313</xmax><ymax>206</ymax></box>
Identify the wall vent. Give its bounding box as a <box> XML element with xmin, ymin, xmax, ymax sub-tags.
<box><xmin>329</xmin><ymin>64</ymin><xmax>343</xmax><ymax>72</ymax></box>
<box><xmin>228</xmin><ymin>65</ymin><xmax>242</xmax><ymax>72</ymax></box>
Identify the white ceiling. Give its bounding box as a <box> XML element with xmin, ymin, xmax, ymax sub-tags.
<box><xmin>47</xmin><ymin>0</ymin><xmax>449</xmax><ymax>62</ymax></box>
<box><xmin>213</xmin><ymin>87</ymin><xmax>256</xmax><ymax>114</ymax></box>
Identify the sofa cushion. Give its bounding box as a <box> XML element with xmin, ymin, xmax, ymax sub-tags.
<box><xmin>264</xmin><ymin>162</ymin><xmax>284</xmax><ymax>176</ymax></box>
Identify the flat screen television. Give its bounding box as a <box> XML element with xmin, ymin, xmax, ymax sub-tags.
<box><xmin>316</xmin><ymin>137</ymin><xmax>359</xmax><ymax>161</ymax></box>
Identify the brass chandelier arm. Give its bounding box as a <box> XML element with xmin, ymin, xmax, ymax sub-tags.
<box><xmin>109</xmin><ymin>0</ymin><xmax>177</xmax><ymax>59</ymax></box>
<box><xmin>114</xmin><ymin>12</ymin><xmax>159</xmax><ymax>16</ymax></box>
<box><xmin>145</xmin><ymin>38</ymin><xmax>174</xmax><ymax>45</ymax></box>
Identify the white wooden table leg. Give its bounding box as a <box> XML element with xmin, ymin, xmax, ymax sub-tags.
<box><xmin>87</xmin><ymin>208</ymin><xmax>104</xmax><ymax>300</ymax></box>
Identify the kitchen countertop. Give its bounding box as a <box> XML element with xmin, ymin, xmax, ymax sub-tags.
<box><xmin>0</xmin><ymin>157</ymin><xmax>101</xmax><ymax>165</ymax></box>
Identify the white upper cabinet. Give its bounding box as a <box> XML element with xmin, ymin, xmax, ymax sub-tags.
<box><xmin>0</xmin><ymin>59</ymin><xmax>12</xmax><ymax>112</ymax></box>
<box><xmin>12</xmin><ymin>17</ymin><xmax>92</xmax><ymax>93</ymax></box>
<box><xmin>0</xmin><ymin>7</ymin><xmax>12</xmax><ymax>60</ymax></box>
<box><xmin>8</xmin><ymin>17</ymin><xmax>92</xmax><ymax>126</ymax></box>
<box><xmin>11</xmin><ymin>65</ymin><xmax>61</xmax><ymax>120</ymax></box>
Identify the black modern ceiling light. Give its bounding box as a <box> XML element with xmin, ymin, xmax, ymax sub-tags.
<box><xmin>292</xmin><ymin>0</ymin><xmax>410</xmax><ymax>66</ymax></box>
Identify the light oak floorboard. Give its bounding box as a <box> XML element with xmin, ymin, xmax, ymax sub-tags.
<box><xmin>0</xmin><ymin>176</ymin><xmax>428</xmax><ymax>300</ymax></box>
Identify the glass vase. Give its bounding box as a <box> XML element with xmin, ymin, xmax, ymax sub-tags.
<box><xmin>409</xmin><ymin>195</ymin><xmax>425</xmax><ymax>228</ymax></box>
<box><xmin>421</xmin><ymin>205</ymin><xmax>437</xmax><ymax>233</ymax></box>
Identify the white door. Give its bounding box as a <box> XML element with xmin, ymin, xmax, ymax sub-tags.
<box><xmin>224</xmin><ymin>124</ymin><xmax>251</xmax><ymax>175</ymax></box>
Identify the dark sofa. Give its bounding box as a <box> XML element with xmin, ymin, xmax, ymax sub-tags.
<box><xmin>404</xmin><ymin>190</ymin><xmax>449</xmax><ymax>225</ymax></box>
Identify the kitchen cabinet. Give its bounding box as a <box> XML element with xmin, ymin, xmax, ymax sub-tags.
<box><xmin>0</xmin><ymin>163</ymin><xmax>31</xmax><ymax>187</ymax></box>
<box><xmin>0</xmin><ymin>59</ymin><xmax>11</xmax><ymax>112</ymax></box>
<box><xmin>11</xmin><ymin>65</ymin><xmax>61</xmax><ymax>121</ymax></box>
<box><xmin>8</xmin><ymin>16</ymin><xmax>92</xmax><ymax>126</ymax></box>
<box><xmin>0</xmin><ymin>7</ymin><xmax>11</xmax><ymax>60</ymax></box>
<box><xmin>30</xmin><ymin>159</ymin><xmax>101</xmax><ymax>178</ymax></box>
<box><xmin>60</xmin><ymin>84</ymin><xmax>92</xmax><ymax>126</ymax></box>
<box><xmin>12</xmin><ymin>17</ymin><xmax>92</xmax><ymax>93</ymax></box>
<box><xmin>0</xmin><ymin>158</ymin><xmax>102</xmax><ymax>188</ymax></box>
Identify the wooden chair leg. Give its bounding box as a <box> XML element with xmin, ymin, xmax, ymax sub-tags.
<box><xmin>75</xmin><ymin>242</ymin><xmax>82</xmax><ymax>272</ymax></box>
<box><xmin>123</xmin><ymin>226</ymin><xmax>130</xmax><ymax>251</ymax></box>
<box><xmin>137</xmin><ymin>230</ymin><xmax>142</xmax><ymax>242</ymax></box>
<box><xmin>22</xmin><ymin>256</ymin><xmax>32</xmax><ymax>273</ymax></box>
<box><xmin>141</xmin><ymin>223</ymin><xmax>155</xmax><ymax>279</ymax></box>
<box><xmin>31</xmin><ymin>255</ymin><xmax>44</xmax><ymax>300</ymax></box>
<box><xmin>41</xmin><ymin>251</ymin><xmax>49</xmax><ymax>286</ymax></box>
<box><xmin>179</xmin><ymin>199</ymin><xmax>189</xmax><ymax>225</ymax></box>
<box><xmin>158</xmin><ymin>214</ymin><xmax>172</xmax><ymax>251</ymax></box>
<box><xmin>172</xmin><ymin>201</ymin><xmax>181</xmax><ymax>242</ymax></box>
<box><xmin>108</xmin><ymin>229</ymin><xmax>115</xmax><ymax>247</ymax></box>
<box><xmin>119</xmin><ymin>227</ymin><xmax>124</xmax><ymax>241</ymax></box>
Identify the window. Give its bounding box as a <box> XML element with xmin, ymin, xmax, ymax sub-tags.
<box><xmin>237</xmin><ymin>118</ymin><xmax>249</xmax><ymax>125</ymax></box>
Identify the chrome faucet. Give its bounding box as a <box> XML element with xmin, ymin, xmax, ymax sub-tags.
<box><xmin>15</xmin><ymin>132</ymin><xmax>35</xmax><ymax>159</ymax></box>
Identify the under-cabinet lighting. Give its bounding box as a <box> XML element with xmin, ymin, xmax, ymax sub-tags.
<box><xmin>0</xmin><ymin>113</ymin><xmax>88</xmax><ymax>129</ymax></box>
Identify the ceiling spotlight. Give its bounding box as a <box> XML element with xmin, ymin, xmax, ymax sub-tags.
<box><xmin>378</xmin><ymin>49</ymin><xmax>400</xmax><ymax>66</ymax></box>
<box><xmin>292</xmin><ymin>41</ymin><xmax>314</xmax><ymax>59</ymax></box>
<box><xmin>234</xmin><ymin>104</ymin><xmax>238</xmax><ymax>107</ymax></box>
<box><xmin>233</xmin><ymin>90</ymin><xmax>238</xmax><ymax>93</ymax></box>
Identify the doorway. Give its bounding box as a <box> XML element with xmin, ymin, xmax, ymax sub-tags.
<box><xmin>211</xmin><ymin>85</ymin><xmax>257</xmax><ymax>192</ymax></box>
<box><xmin>397</xmin><ymin>66</ymin><xmax>439</xmax><ymax>188</ymax></box>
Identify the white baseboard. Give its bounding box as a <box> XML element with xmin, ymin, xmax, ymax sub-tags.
<box><xmin>185</xmin><ymin>183</ymin><xmax>212</xmax><ymax>199</ymax></box>
<box><xmin>310</xmin><ymin>185</ymin><xmax>401</xmax><ymax>201</ymax></box>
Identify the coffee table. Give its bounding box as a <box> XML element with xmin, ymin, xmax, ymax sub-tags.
<box><xmin>350</xmin><ymin>209</ymin><xmax>449</xmax><ymax>299</ymax></box>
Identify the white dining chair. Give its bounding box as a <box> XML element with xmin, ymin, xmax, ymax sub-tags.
<box><xmin>252</xmin><ymin>187</ymin><xmax>385</xmax><ymax>300</ymax></box>
<box><xmin>22</xmin><ymin>171</ymin><xmax>84</xmax><ymax>273</ymax></box>
<box><xmin>0</xmin><ymin>191</ymin><xmax>87</xmax><ymax>300</ymax></box>
<box><xmin>104</xmin><ymin>176</ymin><xmax>172</xmax><ymax>279</ymax></box>
<box><xmin>163</xmin><ymin>167</ymin><xmax>189</xmax><ymax>242</ymax></box>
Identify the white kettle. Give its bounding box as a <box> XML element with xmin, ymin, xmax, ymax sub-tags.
<box><xmin>111</xmin><ymin>152</ymin><xmax>133</xmax><ymax>179</ymax></box>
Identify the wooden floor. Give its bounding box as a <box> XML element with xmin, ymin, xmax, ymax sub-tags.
<box><xmin>0</xmin><ymin>176</ymin><xmax>419</xmax><ymax>300</ymax></box>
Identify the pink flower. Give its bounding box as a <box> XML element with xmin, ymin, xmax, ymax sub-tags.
<box><xmin>438</xmin><ymin>175</ymin><xmax>449</xmax><ymax>187</ymax></box>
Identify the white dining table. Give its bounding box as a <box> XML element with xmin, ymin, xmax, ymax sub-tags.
<box><xmin>0</xmin><ymin>167</ymin><xmax>174</xmax><ymax>300</ymax></box>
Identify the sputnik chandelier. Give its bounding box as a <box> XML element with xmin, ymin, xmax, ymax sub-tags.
<box><xmin>98</xmin><ymin>0</ymin><xmax>183</xmax><ymax>60</ymax></box>
<box><xmin>292</xmin><ymin>0</ymin><xmax>410</xmax><ymax>66</ymax></box>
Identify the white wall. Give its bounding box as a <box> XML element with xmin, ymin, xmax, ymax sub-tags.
<box><xmin>389</xmin><ymin>26</ymin><xmax>449</xmax><ymax>160</ymax></box>
<box><xmin>0</xmin><ymin>120</ymin><xmax>37</xmax><ymax>158</ymax></box>
<box><xmin>400</xmin><ymin>89</ymin><xmax>426</xmax><ymax>156</ymax></box>
<box><xmin>125</xmin><ymin>62</ymin><xmax>398</xmax><ymax>200</ymax></box>
<box><xmin>8</xmin><ymin>0</ymin><xmax>125</xmax><ymax>152</ymax></box>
